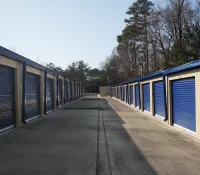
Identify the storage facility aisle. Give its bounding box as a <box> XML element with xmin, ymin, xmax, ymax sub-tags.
<box><xmin>0</xmin><ymin>96</ymin><xmax>200</xmax><ymax>174</ymax></box>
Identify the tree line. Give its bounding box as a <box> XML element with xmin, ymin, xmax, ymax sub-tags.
<box><xmin>45</xmin><ymin>61</ymin><xmax>113</xmax><ymax>93</ymax></box>
<box><xmin>102</xmin><ymin>0</ymin><xmax>200</xmax><ymax>82</ymax></box>
<box><xmin>46</xmin><ymin>0</ymin><xmax>200</xmax><ymax>92</ymax></box>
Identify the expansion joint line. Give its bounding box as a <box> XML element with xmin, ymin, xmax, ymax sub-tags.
<box><xmin>96</xmin><ymin>99</ymin><xmax>100</xmax><ymax>175</ymax></box>
<box><xmin>101</xmin><ymin>109</ymin><xmax>112</xmax><ymax>175</ymax></box>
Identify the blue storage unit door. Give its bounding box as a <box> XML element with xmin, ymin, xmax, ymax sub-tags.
<box><xmin>46</xmin><ymin>78</ymin><xmax>54</xmax><ymax>112</ymax></box>
<box><xmin>122</xmin><ymin>86</ymin><xmax>125</xmax><ymax>101</ymax></box>
<box><xmin>25</xmin><ymin>72</ymin><xmax>40</xmax><ymax>121</ymax></box>
<box><xmin>130</xmin><ymin>85</ymin><xmax>134</xmax><ymax>105</ymax></box>
<box><xmin>154</xmin><ymin>81</ymin><xmax>165</xmax><ymax>118</ymax></box>
<box><xmin>119</xmin><ymin>87</ymin><xmax>121</xmax><ymax>100</ymax></box>
<box><xmin>0</xmin><ymin>65</ymin><xmax>15</xmax><ymax>132</ymax></box>
<box><xmin>172</xmin><ymin>78</ymin><xmax>196</xmax><ymax>132</ymax></box>
<box><xmin>126</xmin><ymin>86</ymin><xmax>128</xmax><ymax>103</ymax></box>
<box><xmin>58</xmin><ymin>79</ymin><xmax>62</xmax><ymax>106</ymax></box>
<box><xmin>143</xmin><ymin>83</ymin><xmax>150</xmax><ymax>111</ymax></box>
<box><xmin>120</xmin><ymin>86</ymin><xmax>122</xmax><ymax>100</ymax></box>
<box><xmin>64</xmin><ymin>81</ymin><xmax>68</xmax><ymax>104</ymax></box>
<box><xmin>135</xmin><ymin>84</ymin><xmax>140</xmax><ymax>108</ymax></box>
<box><xmin>124</xmin><ymin>86</ymin><xmax>126</xmax><ymax>102</ymax></box>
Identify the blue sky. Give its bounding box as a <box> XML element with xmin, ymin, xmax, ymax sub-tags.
<box><xmin>1</xmin><ymin>0</ymin><xmax>168</xmax><ymax>69</ymax></box>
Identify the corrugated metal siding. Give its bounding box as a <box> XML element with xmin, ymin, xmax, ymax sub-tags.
<box><xmin>154</xmin><ymin>81</ymin><xmax>165</xmax><ymax>118</ymax></box>
<box><xmin>172</xmin><ymin>78</ymin><xmax>196</xmax><ymax>132</ymax></box>
<box><xmin>143</xmin><ymin>83</ymin><xmax>150</xmax><ymax>112</ymax></box>
<box><xmin>46</xmin><ymin>78</ymin><xmax>54</xmax><ymax>112</ymax></box>
<box><xmin>58</xmin><ymin>79</ymin><xmax>62</xmax><ymax>105</ymax></box>
<box><xmin>130</xmin><ymin>85</ymin><xmax>134</xmax><ymax>105</ymax></box>
<box><xmin>0</xmin><ymin>65</ymin><xmax>15</xmax><ymax>132</ymax></box>
<box><xmin>25</xmin><ymin>72</ymin><xmax>40</xmax><ymax>121</ymax></box>
<box><xmin>135</xmin><ymin>84</ymin><xmax>140</xmax><ymax>108</ymax></box>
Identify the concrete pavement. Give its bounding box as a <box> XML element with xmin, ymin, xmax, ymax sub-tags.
<box><xmin>0</xmin><ymin>95</ymin><xmax>200</xmax><ymax>174</ymax></box>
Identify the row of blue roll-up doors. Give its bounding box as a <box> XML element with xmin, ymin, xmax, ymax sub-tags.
<box><xmin>0</xmin><ymin>64</ymin><xmax>74</xmax><ymax>132</ymax></box>
<box><xmin>116</xmin><ymin>76</ymin><xmax>196</xmax><ymax>134</ymax></box>
<box><xmin>121</xmin><ymin>86</ymin><xmax>128</xmax><ymax>102</ymax></box>
<box><xmin>126</xmin><ymin>78</ymin><xmax>196</xmax><ymax>133</ymax></box>
<box><xmin>128</xmin><ymin>83</ymin><xmax>163</xmax><ymax>115</ymax></box>
<box><xmin>129</xmin><ymin>82</ymin><xmax>165</xmax><ymax>117</ymax></box>
<box><xmin>129</xmin><ymin>84</ymin><xmax>139</xmax><ymax>108</ymax></box>
<box><xmin>153</xmin><ymin>78</ymin><xmax>195</xmax><ymax>132</ymax></box>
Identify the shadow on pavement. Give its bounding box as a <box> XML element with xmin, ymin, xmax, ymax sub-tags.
<box><xmin>63</xmin><ymin>96</ymin><xmax>158</xmax><ymax>175</ymax></box>
<box><xmin>0</xmin><ymin>95</ymin><xmax>158</xmax><ymax>175</ymax></box>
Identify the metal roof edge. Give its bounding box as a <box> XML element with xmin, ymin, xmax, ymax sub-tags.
<box><xmin>0</xmin><ymin>45</ymin><xmax>58</xmax><ymax>75</ymax></box>
<box><xmin>163</xmin><ymin>59</ymin><xmax>200</xmax><ymax>75</ymax></box>
<box><xmin>113</xmin><ymin>77</ymin><xmax>140</xmax><ymax>87</ymax></box>
<box><xmin>112</xmin><ymin>59</ymin><xmax>200</xmax><ymax>87</ymax></box>
<box><xmin>139</xmin><ymin>70</ymin><xmax>163</xmax><ymax>81</ymax></box>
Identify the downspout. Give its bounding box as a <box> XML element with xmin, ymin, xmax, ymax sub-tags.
<box><xmin>22</xmin><ymin>62</ymin><xmax>26</xmax><ymax>123</ymax></box>
<box><xmin>163</xmin><ymin>74</ymin><xmax>168</xmax><ymax>121</ymax></box>
<box><xmin>138</xmin><ymin>80</ymin><xmax>141</xmax><ymax>110</ymax></box>
<box><xmin>44</xmin><ymin>71</ymin><xmax>47</xmax><ymax>114</ymax></box>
